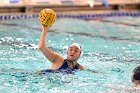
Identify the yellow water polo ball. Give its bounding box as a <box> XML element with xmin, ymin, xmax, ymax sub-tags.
<box><xmin>38</xmin><ymin>8</ymin><xmax>56</xmax><ymax>27</ymax></box>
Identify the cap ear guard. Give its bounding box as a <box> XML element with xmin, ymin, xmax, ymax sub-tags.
<box><xmin>78</xmin><ymin>45</ymin><xmax>83</xmax><ymax>58</ymax></box>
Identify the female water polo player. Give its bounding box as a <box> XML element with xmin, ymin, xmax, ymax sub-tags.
<box><xmin>38</xmin><ymin>26</ymin><xmax>85</xmax><ymax>74</ymax></box>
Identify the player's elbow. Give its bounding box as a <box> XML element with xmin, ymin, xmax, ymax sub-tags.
<box><xmin>38</xmin><ymin>44</ymin><xmax>45</xmax><ymax>51</ymax></box>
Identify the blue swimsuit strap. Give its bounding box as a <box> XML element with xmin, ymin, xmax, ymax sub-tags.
<box><xmin>41</xmin><ymin>59</ymin><xmax>79</xmax><ymax>74</ymax></box>
<box><xmin>58</xmin><ymin>59</ymin><xmax>69</xmax><ymax>70</ymax></box>
<box><xmin>73</xmin><ymin>63</ymin><xmax>79</xmax><ymax>69</ymax></box>
<box><xmin>58</xmin><ymin>59</ymin><xmax>79</xmax><ymax>70</ymax></box>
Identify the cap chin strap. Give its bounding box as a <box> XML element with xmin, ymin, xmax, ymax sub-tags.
<box><xmin>67</xmin><ymin>56</ymin><xmax>80</xmax><ymax>68</ymax></box>
<box><xmin>73</xmin><ymin>51</ymin><xmax>81</xmax><ymax>61</ymax></box>
<box><xmin>71</xmin><ymin>56</ymin><xmax>79</xmax><ymax>62</ymax></box>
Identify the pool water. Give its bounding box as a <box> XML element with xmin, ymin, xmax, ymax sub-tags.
<box><xmin>0</xmin><ymin>16</ymin><xmax>140</xmax><ymax>93</ymax></box>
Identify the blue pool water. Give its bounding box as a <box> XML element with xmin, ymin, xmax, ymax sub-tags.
<box><xmin>0</xmin><ymin>15</ymin><xmax>140</xmax><ymax>93</ymax></box>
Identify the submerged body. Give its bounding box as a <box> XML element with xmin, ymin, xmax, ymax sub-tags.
<box><xmin>41</xmin><ymin>59</ymin><xmax>80</xmax><ymax>74</ymax></box>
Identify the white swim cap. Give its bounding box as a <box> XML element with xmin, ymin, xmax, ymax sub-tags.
<box><xmin>69</xmin><ymin>43</ymin><xmax>81</xmax><ymax>51</ymax></box>
<box><xmin>67</xmin><ymin>43</ymin><xmax>83</xmax><ymax>59</ymax></box>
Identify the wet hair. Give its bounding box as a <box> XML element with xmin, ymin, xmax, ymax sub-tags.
<box><xmin>133</xmin><ymin>65</ymin><xmax>140</xmax><ymax>80</ymax></box>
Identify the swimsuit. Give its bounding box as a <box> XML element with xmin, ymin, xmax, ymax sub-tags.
<box><xmin>41</xmin><ymin>59</ymin><xmax>79</xmax><ymax>74</ymax></box>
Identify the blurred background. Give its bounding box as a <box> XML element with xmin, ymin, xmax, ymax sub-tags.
<box><xmin>0</xmin><ymin>0</ymin><xmax>140</xmax><ymax>13</ymax></box>
<box><xmin>0</xmin><ymin>0</ymin><xmax>139</xmax><ymax>5</ymax></box>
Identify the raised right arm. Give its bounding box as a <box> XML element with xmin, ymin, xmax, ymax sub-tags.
<box><xmin>38</xmin><ymin>26</ymin><xmax>63</xmax><ymax>63</ymax></box>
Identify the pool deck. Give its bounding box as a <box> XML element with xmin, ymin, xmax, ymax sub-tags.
<box><xmin>0</xmin><ymin>0</ymin><xmax>140</xmax><ymax>14</ymax></box>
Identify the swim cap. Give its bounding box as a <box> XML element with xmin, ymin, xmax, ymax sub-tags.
<box><xmin>69</xmin><ymin>43</ymin><xmax>81</xmax><ymax>51</ymax></box>
<box><xmin>133</xmin><ymin>65</ymin><xmax>140</xmax><ymax>80</ymax></box>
